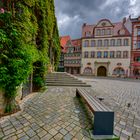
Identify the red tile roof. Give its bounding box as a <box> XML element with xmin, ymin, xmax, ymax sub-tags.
<box><xmin>60</xmin><ymin>36</ymin><xmax>71</xmax><ymax>53</ymax></box>
<box><xmin>82</xmin><ymin>18</ymin><xmax>131</xmax><ymax>37</ymax></box>
<box><xmin>71</xmin><ymin>39</ymin><xmax>81</xmax><ymax>47</ymax></box>
<box><xmin>60</xmin><ymin>36</ymin><xmax>71</xmax><ymax>48</ymax></box>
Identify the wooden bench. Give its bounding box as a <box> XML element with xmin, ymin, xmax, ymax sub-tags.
<box><xmin>76</xmin><ymin>88</ymin><xmax>114</xmax><ymax>136</ymax></box>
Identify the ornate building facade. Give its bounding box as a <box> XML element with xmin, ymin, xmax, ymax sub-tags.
<box><xmin>64</xmin><ymin>39</ymin><xmax>81</xmax><ymax>74</ymax></box>
<box><xmin>81</xmin><ymin>19</ymin><xmax>131</xmax><ymax>77</ymax></box>
<box><xmin>58</xmin><ymin>36</ymin><xmax>70</xmax><ymax>72</ymax></box>
<box><xmin>130</xmin><ymin>16</ymin><xmax>140</xmax><ymax>78</ymax></box>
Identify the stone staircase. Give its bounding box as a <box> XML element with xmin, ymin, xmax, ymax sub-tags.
<box><xmin>46</xmin><ymin>72</ymin><xmax>91</xmax><ymax>87</ymax></box>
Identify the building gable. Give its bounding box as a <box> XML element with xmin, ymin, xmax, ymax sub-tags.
<box><xmin>96</xmin><ymin>19</ymin><xmax>114</xmax><ymax>28</ymax></box>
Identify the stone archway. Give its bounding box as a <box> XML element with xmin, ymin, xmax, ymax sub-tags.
<box><xmin>97</xmin><ymin>66</ymin><xmax>107</xmax><ymax>76</ymax></box>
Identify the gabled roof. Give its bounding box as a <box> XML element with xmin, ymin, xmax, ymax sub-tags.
<box><xmin>60</xmin><ymin>36</ymin><xmax>71</xmax><ymax>48</ymax></box>
<box><xmin>82</xmin><ymin>18</ymin><xmax>131</xmax><ymax>37</ymax></box>
<box><xmin>60</xmin><ymin>36</ymin><xmax>71</xmax><ymax>53</ymax></box>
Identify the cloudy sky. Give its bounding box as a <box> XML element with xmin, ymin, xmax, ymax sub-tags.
<box><xmin>54</xmin><ymin>0</ymin><xmax>140</xmax><ymax>39</ymax></box>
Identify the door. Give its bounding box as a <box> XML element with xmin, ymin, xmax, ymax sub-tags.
<box><xmin>97</xmin><ymin>66</ymin><xmax>107</xmax><ymax>76</ymax></box>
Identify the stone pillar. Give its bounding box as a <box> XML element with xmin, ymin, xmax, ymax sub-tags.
<box><xmin>0</xmin><ymin>90</ymin><xmax>6</xmax><ymax>115</ymax></box>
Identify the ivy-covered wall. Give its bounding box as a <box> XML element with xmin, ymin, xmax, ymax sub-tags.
<box><xmin>0</xmin><ymin>0</ymin><xmax>60</xmax><ymax>113</ymax></box>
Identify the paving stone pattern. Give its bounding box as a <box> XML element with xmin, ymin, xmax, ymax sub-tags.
<box><xmin>0</xmin><ymin>87</ymin><xmax>92</xmax><ymax>140</ymax></box>
<box><xmin>79</xmin><ymin>77</ymin><xmax>140</xmax><ymax>140</ymax></box>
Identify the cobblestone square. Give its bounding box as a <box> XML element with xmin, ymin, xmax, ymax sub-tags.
<box><xmin>0</xmin><ymin>78</ymin><xmax>140</xmax><ymax>140</ymax></box>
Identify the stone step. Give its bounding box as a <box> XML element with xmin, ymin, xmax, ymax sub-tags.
<box><xmin>46</xmin><ymin>81</ymin><xmax>86</xmax><ymax>84</ymax></box>
<box><xmin>46</xmin><ymin>83</ymin><xmax>91</xmax><ymax>87</ymax></box>
<box><xmin>46</xmin><ymin>78</ymin><xmax>81</xmax><ymax>81</ymax></box>
<box><xmin>46</xmin><ymin>77</ymin><xmax>78</xmax><ymax>79</ymax></box>
<box><xmin>46</xmin><ymin>72</ymin><xmax>90</xmax><ymax>87</ymax></box>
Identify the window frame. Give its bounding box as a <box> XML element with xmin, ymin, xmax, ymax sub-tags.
<box><xmin>97</xmin><ymin>51</ymin><xmax>102</xmax><ymax>58</ymax></box>
<box><xmin>116</xmin><ymin>51</ymin><xmax>121</xmax><ymax>58</ymax></box>
<box><xmin>84</xmin><ymin>51</ymin><xmax>89</xmax><ymax>58</ymax></box>
<box><xmin>91</xmin><ymin>51</ymin><xmax>95</xmax><ymax>58</ymax></box>
<box><xmin>110</xmin><ymin>51</ymin><xmax>115</xmax><ymax>58</ymax></box>
<box><xmin>104</xmin><ymin>51</ymin><xmax>108</xmax><ymax>58</ymax></box>
<box><xmin>123</xmin><ymin>51</ymin><xmax>128</xmax><ymax>58</ymax></box>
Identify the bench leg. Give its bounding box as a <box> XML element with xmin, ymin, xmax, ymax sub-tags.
<box><xmin>76</xmin><ymin>89</ymin><xmax>80</xmax><ymax>98</ymax></box>
<box><xmin>93</xmin><ymin>112</ymin><xmax>114</xmax><ymax>135</ymax></box>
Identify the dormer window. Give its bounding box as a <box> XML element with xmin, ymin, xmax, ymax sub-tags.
<box><xmin>107</xmin><ymin>29</ymin><xmax>111</xmax><ymax>35</ymax></box>
<box><xmin>101</xmin><ymin>29</ymin><xmax>105</xmax><ymax>35</ymax></box>
<box><xmin>85</xmin><ymin>31</ymin><xmax>91</xmax><ymax>37</ymax></box>
<box><xmin>97</xmin><ymin>29</ymin><xmax>100</xmax><ymax>36</ymax></box>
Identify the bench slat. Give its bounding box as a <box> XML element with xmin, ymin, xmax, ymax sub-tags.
<box><xmin>76</xmin><ymin>88</ymin><xmax>112</xmax><ymax>112</ymax></box>
<box><xmin>81</xmin><ymin>89</ymin><xmax>107</xmax><ymax>111</ymax></box>
<box><xmin>79</xmin><ymin>90</ymin><xmax>104</xmax><ymax>111</ymax></box>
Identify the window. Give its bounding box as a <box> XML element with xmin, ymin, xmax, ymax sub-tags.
<box><xmin>123</xmin><ymin>51</ymin><xmax>128</xmax><ymax>58</ymax></box>
<box><xmin>135</xmin><ymin>57</ymin><xmax>140</xmax><ymax>62</ymax></box>
<box><xmin>83</xmin><ymin>40</ymin><xmax>89</xmax><ymax>47</ymax></box>
<box><xmin>110</xmin><ymin>51</ymin><xmax>115</xmax><ymax>58</ymax></box>
<box><xmin>110</xmin><ymin>39</ymin><xmax>115</xmax><ymax>46</ymax></box>
<box><xmin>104</xmin><ymin>39</ymin><xmax>109</xmax><ymax>46</ymax></box>
<box><xmin>85</xmin><ymin>31</ymin><xmax>91</xmax><ymax>37</ymax></box>
<box><xmin>106</xmin><ymin>29</ymin><xmax>111</xmax><ymax>35</ymax></box>
<box><xmin>137</xmin><ymin>41</ymin><xmax>140</xmax><ymax>49</ymax></box>
<box><xmin>84</xmin><ymin>51</ymin><xmax>88</xmax><ymax>58</ymax></box>
<box><xmin>113</xmin><ymin>68</ymin><xmax>125</xmax><ymax>75</ymax></box>
<box><xmin>108</xmin><ymin>29</ymin><xmax>111</xmax><ymax>35</ymax></box>
<box><xmin>97</xmin><ymin>29</ymin><xmax>100</xmax><ymax>36</ymax></box>
<box><xmin>101</xmin><ymin>29</ymin><xmax>105</xmax><ymax>35</ymax></box>
<box><xmin>91</xmin><ymin>51</ymin><xmax>95</xmax><ymax>58</ymax></box>
<box><xmin>97</xmin><ymin>51</ymin><xmax>102</xmax><ymax>58</ymax></box>
<box><xmin>104</xmin><ymin>51</ymin><xmax>108</xmax><ymax>58</ymax></box>
<box><xmin>84</xmin><ymin>67</ymin><xmax>92</xmax><ymax>74</ymax></box>
<box><xmin>91</xmin><ymin>40</ymin><xmax>95</xmax><ymax>47</ymax></box>
<box><xmin>117</xmin><ymin>39</ymin><xmax>122</xmax><ymax>46</ymax></box>
<box><xmin>138</xmin><ymin>28</ymin><xmax>140</xmax><ymax>36</ymax></box>
<box><xmin>124</xmin><ymin>39</ymin><xmax>129</xmax><ymax>46</ymax></box>
<box><xmin>98</xmin><ymin>40</ymin><xmax>102</xmax><ymax>47</ymax></box>
<box><xmin>116</xmin><ymin>51</ymin><xmax>121</xmax><ymax>58</ymax></box>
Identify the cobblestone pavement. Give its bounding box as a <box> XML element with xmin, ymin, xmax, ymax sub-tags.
<box><xmin>0</xmin><ymin>87</ymin><xmax>92</xmax><ymax>140</ymax></box>
<box><xmin>79</xmin><ymin>77</ymin><xmax>140</xmax><ymax>140</ymax></box>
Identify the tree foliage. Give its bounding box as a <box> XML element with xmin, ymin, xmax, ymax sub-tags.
<box><xmin>0</xmin><ymin>0</ymin><xmax>60</xmax><ymax>113</ymax></box>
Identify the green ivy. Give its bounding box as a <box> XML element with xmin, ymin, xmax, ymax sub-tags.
<box><xmin>0</xmin><ymin>0</ymin><xmax>60</xmax><ymax>113</ymax></box>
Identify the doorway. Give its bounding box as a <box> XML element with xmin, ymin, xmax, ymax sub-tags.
<box><xmin>97</xmin><ymin>66</ymin><xmax>107</xmax><ymax>76</ymax></box>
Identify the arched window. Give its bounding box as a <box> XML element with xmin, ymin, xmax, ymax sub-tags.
<box><xmin>84</xmin><ymin>67</ymin><xmax>92</xmax><ymax>74</ymax></box>
<box><xmin>104</xmin><ymin>51</ymin><xmax>108</xmax><ymax>58</ymax></box>
<box><xmin>113</xmin><ymin>67</ymin><xmax>125</xmax><ymax>76</ymax></box>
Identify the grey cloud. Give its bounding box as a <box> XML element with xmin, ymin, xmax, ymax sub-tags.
<box><xmin>54</xmin><ymin>0</ymin><xmax>140</xmax><ymax>39</ymax></box>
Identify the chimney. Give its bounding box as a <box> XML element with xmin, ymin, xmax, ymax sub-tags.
<box><xmin>123</xmin><ymin>17</ymin><xmax>126</xmax><ymax>24</ymax></box>
<box><xmin>83</xmin><ymin>23</ymin><xmax>86</xmax><ymax>27</ymax></box>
